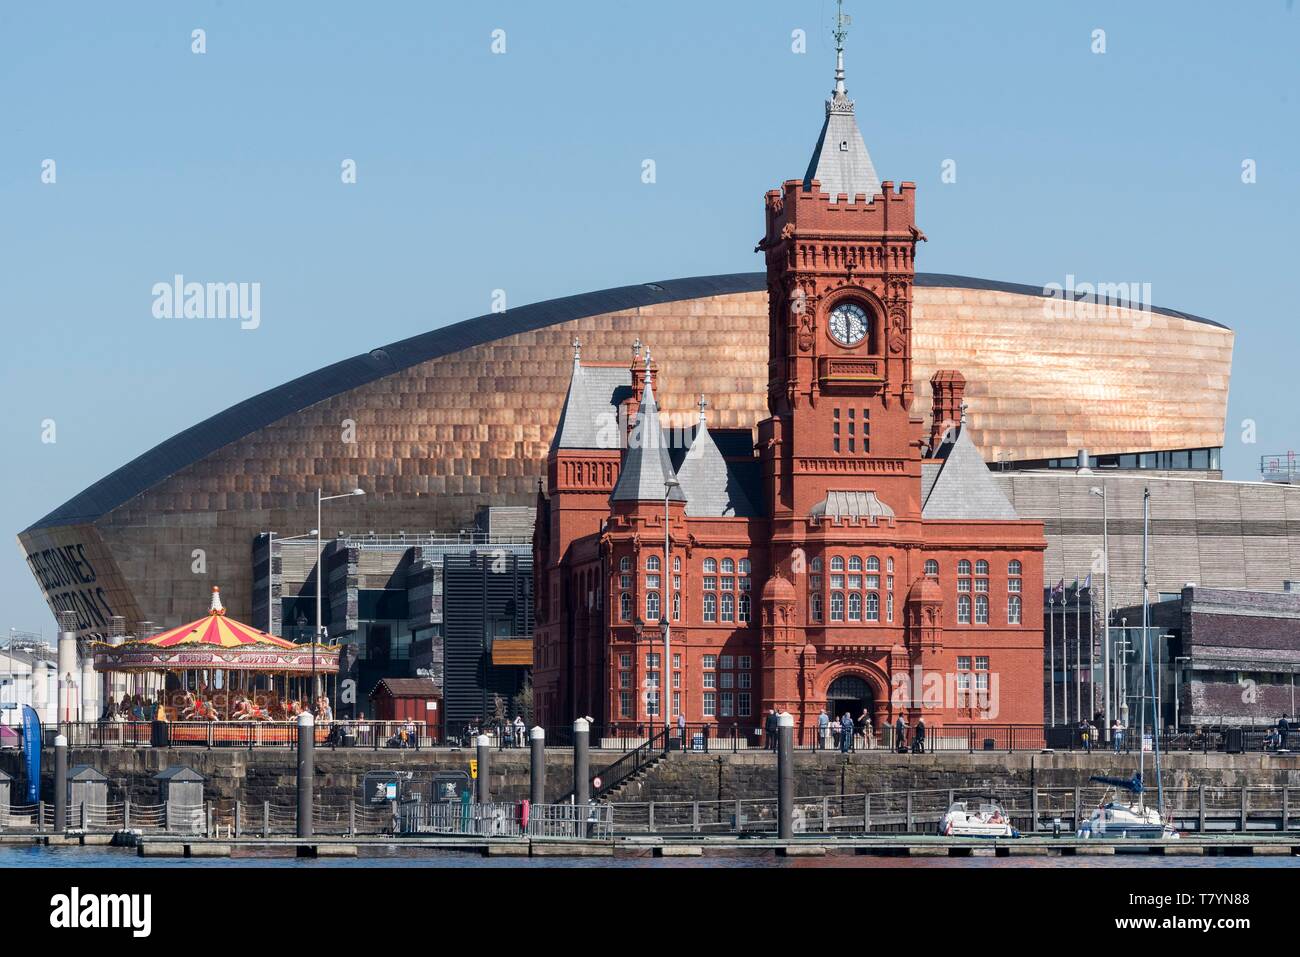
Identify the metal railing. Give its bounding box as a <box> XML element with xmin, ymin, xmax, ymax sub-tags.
<box><xmin>45</xmin><ymin>719</ymin><xmax>438</xmax><ymax>750</ymax></box>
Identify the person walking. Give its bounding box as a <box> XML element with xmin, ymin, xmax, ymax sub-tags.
<box><xmin>817</xmin><ymin>708</ymin><xmax>830</xmax><ymax>750</ymax></box>
<box><xmin>912</xmin><ymin>716</ymin><xmax>926</xmax><ymax>754</ymax></box>
<box><xmin>862</xmin><ymin>713</ymin><xmax>875</xmax><ymax>750</ymax></box>
<box><xmin>765</xmin><ymin>709</ymin><xmax>779</xmax><ymax>751</ymax></box>
<box><xmin>1079</xmin><ymin>719</ymin><xmax>1092</xmax><ymax>752</ymax></box>
<box><xmin>839</xmin><ymin>712</ymin><xmax>854</xmax><ymax>753</ymax></box>
<box><xmin>895</xmin><ymin>715</ymin><xmax>907</xmax><ymax>753</ymax></box>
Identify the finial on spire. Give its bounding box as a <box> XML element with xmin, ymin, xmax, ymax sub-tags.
<box><xmin>960</xmin><ymin>401</ymin><xmax>970</xmax><ymax>426</ymax></box>
<box><xmin>571</xmin><ymin>336</ymin><xmax>582</xmax><ymax>362</ymax></box>
<box><xmin>828</xmin><ymin>0</ymin><xmax>854</xmax><ymax>114</ymax></box>
<box><xmin>210</xmin><ymin>585</ymin><xmax>224</xmax><ymax>615</ymax></box>
<box><xmin>697</xmin><ymin>394</ymin><xmax>709</xmax><ymax>422</ymax></box>
<box><xmin>632</xmin><ymin>337</ymin><xmax>642</xmax><ymax>361</ymax></box>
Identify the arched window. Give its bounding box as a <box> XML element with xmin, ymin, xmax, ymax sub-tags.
<box><xmin>673</xmin><ymin>555</ymin><xmax>682</xmax><ymax>572</ymax></box>
<box><xmin>1008</xmin><ymin>595</ymin><xmax>1022</xmax><ymax>624</ymax></box>
<box><xmin>738</xmin><ymin>593</ymin><xmax>751</xmax><ymax>623</ymax></box>
<box><xmin>847</xmin><ymin>593</ymin><xmax>862</xmax><ymax>621</ymax></box>
<box><xmin>620</xmin><ymin>593</ymin><xmax>632</xmax><ymax>621</ymax></box>
<box><xmin>703</xmin><ymin>558</ymin><xmax>718</xmax><ymax>573</ymax></box>
<box><xmin>646</xmin><ymin>591</ymin><xmax>660</xmax><ymax>620</ymax></box>
<box><xmin>830</xmin><ymin>592</ymin><xmax>845</xmax><ymax>621</ymax></box>
<box><xmin>810</xmin><ymin>556</ymin><xmax>822</xmax><ymax>573</ymax></box>
<box><xmin>957</xmin><ymin>594</ymin><xmax>971</xmax><ymax>624</ymax></box>
<box><xmin>886</xmin><ymin>557</ymin><xmax>894</xmax><ymax>572</ymax></box>
<box><xmin>1008</xmin><ymin>559</ymin><xmax>1021</xmax><ymax>576</ymax></box>
<box><xmin>739</xmin><ymin>558</ymin><xmax>751</xmax><ymax>574</ymax></box>
<box><xmin>703</xmin><ymin>593</ymin><xmax>717</xmax><ymax>622</ymax></box>
<box><xmin>831</xmin><ymin>556</ymin><xmax>845</xmax><ymax>571</ymax></box>
<box><xmin>721</xmin><ymin>593</ymin><xmax>735</xmax><ymax>622</ymax></box>
<box><xmin>721</xmin><ymin>558</ymin><xmax>735</xmax><ymax>573</ymax></box>
<box><xmin>646</xmin><ymin>555</ymin><xmax>661</xmax><ymax>571</ymax></box>
<box><xmin>975</xmin><ymin>594</ymin><xmax>989</xmax><ymax>624</ymax></box>
<box><xmin>975</xmin><ymin>559</ymin><xmax>989</xmax><ymax>576</ymax></box>
<box><xmin>958</xmin><ymin>559</ymin><xmax>972</xmax><ymax>576</ymax></box>
<box><xmin>848</xmin><ymin>555</ymin><xmax>863</xmax><ymax>571</ymax></box>
<box><xmin>619</xmin><ymin>556</ymin><xmax>632</xmax><ymax>572</ymax></box>
<box><xmin>866</xmin><ymin>556</ymin><xmax>880</xmax><ymax>571</ymax></box>
<box><xmin>810</xmin><ymin>593</ymin><xmax>823</xmax><ymax>622</ymax></box>
<box><xmin>673</xmin><ymin>592</ymin><xmax>681</xmax><ymax>621</ymax></box>
<box><xmin>866</xmin><ymin>592</ymin><xmax>880</xmax><ymax>621</ymax></box>
<box><xmin>924</xmin><ymin>559</ymin><xmax>939</xmax><ymax>576</ymax></box>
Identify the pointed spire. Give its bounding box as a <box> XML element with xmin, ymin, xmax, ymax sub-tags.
<box><xmin>210</xmin><ymin>585</ymin><xmax>225</xmax><ymax>615</ymax></box>
<box><xmin>611</xmin><ymin>352</ymin><xmax>686</xmax><ymax>504</ymax></box>
<box><xmin>697</xmin><ymin>394</ymin><xmax>709</xmax><ymax>423</ymax></box>
<box><xmin>571</xmin><ymin>336</ymin><xmax>582</xmax><ymax>363</ymax></box>
<box><xmin>803</xmin><ymin>1</ymin><xmax>880</xmax><ymax>202</ymax></box>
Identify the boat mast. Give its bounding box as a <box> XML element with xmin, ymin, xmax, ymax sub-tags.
<box><xmin>1139</xmin><ymin>487</ymin><xmax>1149</xmax><ymax>809</ymax></box>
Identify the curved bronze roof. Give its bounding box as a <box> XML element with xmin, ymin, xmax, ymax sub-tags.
<box><xmin>27</xmin><ymin>271</ymin><xmax>1227</xmax><ymax>533</ymax></box>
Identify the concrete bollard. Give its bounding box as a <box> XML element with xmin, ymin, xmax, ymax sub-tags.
<box><xmin>53</xmin><ymin>734</ymin><xmax>68</xmax><ymax>833</ymax></box>
<box><xmin>476</xmin><ymin>735</ymin><xmax>491</xmax><ymax>804</ymax></box>
<box><xmin>530</xmin><ymin>726</ymin><xmax>546</xmax><ymax>808</ymax></box>
<box><xmin>297</xmin><ymin>712</ymin><xmax>315</xmax><ymax>838</ymax></box>
<box><xmin>574</xmin><ymin>717</ymin><xmax>590</xmax><ymax>838</ymax></box>
<box><xmin>778</xmin><ymin>713</ymin><xmax>794</xmax><ymax>840</ymax></box>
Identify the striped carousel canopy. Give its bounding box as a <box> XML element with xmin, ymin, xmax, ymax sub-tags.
<box><xmin>143</xmin><ymin>586</ymin><xmax>297</xmax><ymax>649</ymax></box>
<box><xmin>93</xmin><ymin>586</ymin><xmax>337</xmax><ymax>674</ymax></box>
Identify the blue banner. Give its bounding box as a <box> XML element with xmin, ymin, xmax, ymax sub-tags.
<box><xmin>21</xmin><ymin>705</ymin><xmax>41</xmax><ymax>804</ymax></box>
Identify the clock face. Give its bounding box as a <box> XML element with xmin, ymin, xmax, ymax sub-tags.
<box><xmin>828</xmin><ymin>302</ymin><xmax>869</xmax><ymax>347</ymax></box>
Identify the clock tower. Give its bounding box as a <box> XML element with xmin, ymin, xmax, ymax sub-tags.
<box><xmin>755</xmin><ymin>5</ymin><xmax>927</xmax><ymax>524</ymax></box>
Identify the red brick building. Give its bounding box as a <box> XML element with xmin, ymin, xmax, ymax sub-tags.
<box><xmin>531</xmin><ymin>36</ymin><xmax>1045</xmax><ymax>741</ymax></box>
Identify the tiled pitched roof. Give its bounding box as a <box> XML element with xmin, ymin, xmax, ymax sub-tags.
<box><xmin>922</xmin><ymin>427</ymin><xmax>1020</xmax><ymax>520</ymax></box>
<box><xmin>677</xmin><ymin>418</ymin><xmax>757</xmax><ymax>518</ymax></box>
<box><xmin>610</xmin><ymin>375</ymin><xmax>686</xmax><ymax>504</ymax></box>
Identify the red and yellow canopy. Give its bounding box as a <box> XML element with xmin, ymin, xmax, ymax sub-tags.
<box><xmin>93</xmin><ymin>586</ymin><xmax>338</xmax><ymax>674</ymax></box>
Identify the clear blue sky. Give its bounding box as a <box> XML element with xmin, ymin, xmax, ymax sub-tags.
<box><xmin>1</xmin><ymin>1</ymin><xmax>1297</xmax><ymax>636</ymax></box>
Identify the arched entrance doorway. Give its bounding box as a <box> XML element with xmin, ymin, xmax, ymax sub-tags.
<box><xmin>826</xmin><ymin>674</ymin><xmax>875</xmax><ymax>724</ymax></box>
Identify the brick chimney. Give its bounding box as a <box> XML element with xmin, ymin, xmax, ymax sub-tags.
<box><xmin>928</xmin><ymin>369</ymin><xmax>966</xmax><ymax>454</ymax></box>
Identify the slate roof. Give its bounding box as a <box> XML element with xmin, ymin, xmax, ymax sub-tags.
<box><xmin>803</xmin><ymin>106</ymin><xmax>881</xmax><ymax>203</ymax></box>
<box><xmin>677</xmin><ymin>417</ymin><xmax>757</xmax><ymax>518</ymax></box>
<box><xmin>610</xmin><ymin>374</ymin><xmax>686</xmax><ymax>504</ymax></box>
<box><xmin>802</xmin><ymin>50</ymin><xmax>880</xmax><ymax>203</ymax></box>
<box><xmin>922</xmin><ymin>426</ymin><xmax>1020</xmax><ymax>520</ymax></box>
<box><xmin>551</xmin><ymin>360</ymin><xmax>631</xmax><ymax>452</ymax></box>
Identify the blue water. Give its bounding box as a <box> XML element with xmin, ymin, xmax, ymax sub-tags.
<box><xmin>2</xmin><ymin>844</ymin><xmax>1297</xmax><ymax>868</ymax></box>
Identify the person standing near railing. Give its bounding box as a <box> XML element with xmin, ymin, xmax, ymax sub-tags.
<box><xmin>765</xmin><ymin>709</ymin><xmax>779</xmax><ymax>751</ymax></box>
<box><xmin>895</xmin><ymin>714</ymin><xmax>907</xmax><ymax>754</ymax></box>
<box><xmin>1111</xmin><ymin>718</ymin><xmax>1124</xmax><ymax>753</ymax></box>
<box><xmin>861</xmin><ymin>712</ymin><xmax>874</xmax><ymax>750</ymax></box>
<box><xmin>677</xmin><ymin>711</ymin><xmax>687</xmax><ymax>752</ymax></box>
<box><xmin>817</xmin><ymin>708</ymin><xmax>830</xmax><ymax>750</ymax></box>
<box><xmin>839</xmin><ymin>712</ymin><xmax>853</xmax><ymax>753</ymax></box>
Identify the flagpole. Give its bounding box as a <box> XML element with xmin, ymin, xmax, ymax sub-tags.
<box><xmin>1075</xmin><ymin>581</ymin><xmax>1082</xmax><ymax>723</ymax></box>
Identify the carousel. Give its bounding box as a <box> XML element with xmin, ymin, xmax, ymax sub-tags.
<box><xmin>91</xmin><ymin>586</ymin><xmax>339</xmax><ymax>744</ymax></box>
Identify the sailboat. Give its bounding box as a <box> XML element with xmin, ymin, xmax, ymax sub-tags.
<box><xmin>1077</xmin><ymin>488</ymin><xmax>1180</xmax><ymax>841</ymax></box>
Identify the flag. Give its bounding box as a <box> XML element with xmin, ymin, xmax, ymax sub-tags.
<box><xmin>1050</xmin><ymin>579</ymin><xmax>1065</xmax><ymax>600</ymax></box>
<box><xmin>1082</xmin><ymin>573</ymin><xmax>1093</xmax><ymax>591</ymax></box>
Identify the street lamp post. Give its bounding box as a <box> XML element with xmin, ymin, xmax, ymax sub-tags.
<box><xmin>663</xmin><ymin>477</ymin><xmax>680</xmax><ymax>746</ymax></box>
<box><xmin>1090</xmin><ymin>485</ymin><xmax>1110</xmax><ymax>740</ymax></box>
<box><xmin>316</xmin><ymin>488</ymin><xmax>365</xmax><ymax>700</ymax></box>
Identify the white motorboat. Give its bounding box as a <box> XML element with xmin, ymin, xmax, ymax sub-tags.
<box><xmin>1078</xmin><ymin>798</ymin><xmax>1180</xmax><ymax>840</ymax></box>
<box><xmin>940</xmin><ymin>799</ymin><xmax>1019</xmax><ymax>838</ymax></box>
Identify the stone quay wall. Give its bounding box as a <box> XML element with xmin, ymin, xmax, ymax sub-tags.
<box><xmin>3</xmin><ymin>747</ymin><xmax>1299</xmax><ymax>810</ymax></box>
